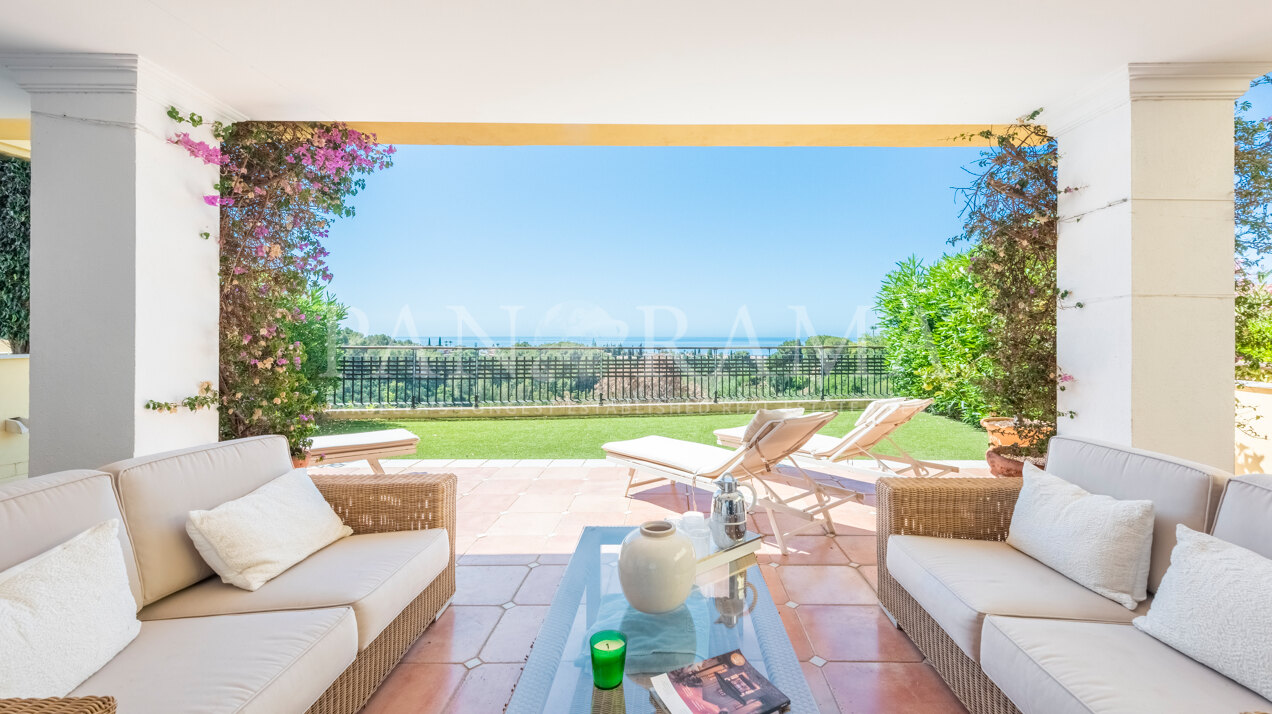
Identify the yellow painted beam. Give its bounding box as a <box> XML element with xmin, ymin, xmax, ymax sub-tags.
<box><xmin>0</xmin><ymin>119</ymin><xmax>30</xmax><ymax>140</ymax></box>
<box><xmin>0</xmin><ymin>116</ymin><xmax>1005</xmax><ymax>150</ymax></box>
<box><xmin>0</xmin><ymin>120</ymin><xmax>31</xmax><ymax>159</ymax></box>
<box><xmin>344</xmin><ymin>122</ymin><xmax>999</xmax><ymax>147</ymax></box>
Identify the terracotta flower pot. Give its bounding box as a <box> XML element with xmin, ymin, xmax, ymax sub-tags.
<box><xmin>985</xmin><ymin>448</ymin><xmax>1046</xmax><ymax>478</ymax></box>
<box><xmin>980</xmin><ymin>417</ymin><xmax>1023</xmax><ymax>448</ymax></box>
<box><xmin>292</xmin><ymin>454</ymin><xmax>310</xmax><ymax>468</ymax></box>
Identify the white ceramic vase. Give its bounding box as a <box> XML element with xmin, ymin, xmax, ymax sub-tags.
<box><xmin>618</xmin><ymin>520</ymin><xmax>697</xmax><ymax>614</ymax></box>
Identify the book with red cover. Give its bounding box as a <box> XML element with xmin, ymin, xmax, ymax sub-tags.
<box><xmin>650</xmin><ymin>649</ymin><xmax>790</xmax><ymax>714</ymax></box>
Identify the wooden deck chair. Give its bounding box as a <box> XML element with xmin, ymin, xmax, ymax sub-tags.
<box><xmin>603</xmin><ymin>412</ymin><xmax>868</xmax><ymax>552</ymax></box>
<box><xmin>714</xmin><ymin>398</ymin><xmax>960</xmax><ymax>477</ymax></box>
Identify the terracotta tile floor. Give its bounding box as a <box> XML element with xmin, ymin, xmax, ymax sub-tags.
<box><xmin>312</xmin><ymin>457</ymin><xmax>989</xmax><ymax>714</ymax></box>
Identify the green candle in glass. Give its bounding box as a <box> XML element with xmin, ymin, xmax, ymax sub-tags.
<box><xmin>589</xmin><ymin>630</ymin><xmax>627</xmax><ymax>690</ymax></box>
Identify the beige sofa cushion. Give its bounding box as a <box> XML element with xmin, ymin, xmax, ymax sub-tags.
<box><xmin>71</xmin><ymin>608</ymin><xmax>356</xmax><ymax>713</ymax></box>
<box><xmin>139</xmin><ymin>528</ymin><xmax>450</xmax><ymax>650</ymax></box>
<box><xmin>0</xmin><ymin>470</ymin><xmax>141</xmax><ymax>608</ymax></box>
<box><xmin>101</xmin><ymin>436</ymin><xmax>293</xmax><ymax>606</ymax></box>
<box><xmin>981</xmin><ymin>616</ymin><xmax>1272</xmax><ymax>714</ymax></box>
<box><xmin>1211</xmin><ymin>474</ymin><xmax>1272</xmax><ymax>558</ymax></box>
<box><xmin>1044</xmin><ymin>435</ymin><xmax>1229</xmax><ymax>592</ymax></box>
<box><xmin>886</xmin><ymin>535</ymin><xmax>1147</xmax><ymax>662</ymax></box>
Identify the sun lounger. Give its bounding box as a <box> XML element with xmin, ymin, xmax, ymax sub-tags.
<box><xmin>603</xmin><ymin>411</ymin><xmax>870</xmax><ymax>552</ymax></box>
<box><xmin>307</xmin><ymin>428</ymin><xmax>420</xmax><ymax>473</ymax></box>
<box><xmin>714</xmin><ymin>397</ymin><xmax>960</xmax><ymax>477</ymax></box>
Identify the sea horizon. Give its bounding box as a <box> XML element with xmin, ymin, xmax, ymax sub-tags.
<box><xmin>386</xmin><ymin>335</ymin><xmax>857</xmax><ymax>348</ymax></box>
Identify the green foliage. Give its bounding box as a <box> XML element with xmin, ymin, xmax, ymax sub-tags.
<box><xmin>953</xmin><ymin>114</ymin><xmax>1060</xmax><ymax>456</ymax></box>
<box><xmin>0</xmin><ymin>156</ymin><xmax>30</xmax><ymax>353</ymax></box>
<box><xmin>875</xmin><ymin>253</ymin><xmax>992</xmax><ymax>424</ymax></box>
<box><xmin>1235</xmin><ymin>76</ymin><xmax>1272</xmax><ymax>382</ymax></box>
<box><xmin>280</xmin><ymin>287</ymin><xmax>349</xmax><ymax>398</ymax></box>
<box><xmin>210</xmin><ymin>120</ymin><xmax>393</xmax><ymax>455</ymax></box>
<box><xmin>145</xmin><ymin>381</ymin><xmax>219</xmax><ymax>413</ymax></box>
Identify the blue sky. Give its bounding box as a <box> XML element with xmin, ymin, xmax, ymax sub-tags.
<box><xmin>325</xmin><ymin>144</ymin><xmax>982</xmax><ymax>342</ymax></box>
<box><xmin>324</xmin><ymin>81</ymin><xmax>1272</xmax><ymax>343</ymax></box>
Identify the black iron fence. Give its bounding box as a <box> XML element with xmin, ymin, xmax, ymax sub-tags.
<box><xmin>328</xmin><ymin>344</ymin><xmax>895</xmax><ymax>409</ymax></box>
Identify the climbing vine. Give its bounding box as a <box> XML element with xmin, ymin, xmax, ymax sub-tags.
<box><xmin>155</xmin><ymin>110</ymin><xmax>393</xmax><ymax>456</ymax></box>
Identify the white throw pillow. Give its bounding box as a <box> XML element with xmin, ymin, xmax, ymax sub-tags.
<box><xmin>1006</xmin><ymin>463</ymin><xmax>1154</xmax><ymax>609</ymax></box>
<box><xmin>187</xmin><ymin>468</ymin><xmax>352</xmax><ymax>591</ymax></box>
<box><xmin>742</xmin><ymin>407</ymin><xmax>805</xmax><ymax>443</ymax></box>
<box><xmin>0</xmin><ymin>519</ymin><xmax>141</xmax><ymax>698</ymax></box>
<box><xmin>1134</xmin><ymin>525</ymin><xmax>1272</xmax><ymax>701</ymax></box>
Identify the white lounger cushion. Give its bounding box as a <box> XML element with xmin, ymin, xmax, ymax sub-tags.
<box><xmin>981</xmin><ymin>616</ymin><xmax>1272</xmax><ymax>714</ymax></box>
<box><xmin>140</xmin><ymin>528</ymin><xmax>450</xmax><ymax>650</ymax></box>
<box><xmin>71</xmin><ymin>608</ymin><xmax>357</xmax><ymax>714</ymax></box>
<box><xmin>887</xmin><ymin>535</ymin><xmax>1146</xmax><ymax>662</ymax></box>
<box><xmin>605</xmin><ymin>435</ymin><xmax>735</xmax><ymax>475</ymax></box>
<box><xmin>308</xmin><ymin>428</ymin><xmax>419</xmax><ymax>452</ymax></box>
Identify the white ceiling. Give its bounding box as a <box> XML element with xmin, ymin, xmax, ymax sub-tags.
<box><xmin>1</xmin><ymin>0</ymin><xmax>1271</xmax><ymax>123</ymax></box>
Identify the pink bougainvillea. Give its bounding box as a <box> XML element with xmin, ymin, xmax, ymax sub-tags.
<box><xmin>166</xmin><ymin>112</ymin><xmax>393</xmax><ymax>456</ymax></box>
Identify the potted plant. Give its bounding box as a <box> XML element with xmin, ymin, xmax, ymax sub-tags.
<box><xmin>953</xmin><ymin>112</ymin><xmax>1062</xmax><ymax>477</ymax></box>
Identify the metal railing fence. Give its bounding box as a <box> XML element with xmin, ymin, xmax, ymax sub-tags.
<box><xmin>328</xmin><ymin>344</ymin><xmax>895</xmax><ymax>409</ymax></box>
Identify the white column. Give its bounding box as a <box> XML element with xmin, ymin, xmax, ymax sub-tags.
<box><xmin>1</xmin><ymin>54</ymin><xmax>243</xmax><ymax>474</ymax></box>
<box><xmin>1052</xmin><ymin>63</ymin><xmax>1267</xmax><ymax>470</ymax></box>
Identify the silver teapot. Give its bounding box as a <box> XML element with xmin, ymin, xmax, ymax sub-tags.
<box><xmin>709</xmin><ymin>473</ymin><xmax>758</xmax><ymax>548</ymax></box>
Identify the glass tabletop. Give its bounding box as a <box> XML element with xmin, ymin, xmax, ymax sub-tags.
<box><xmin>506</xmin><ymin>526</ymin><xmax>818</xmax><ymax>713</ymax></box>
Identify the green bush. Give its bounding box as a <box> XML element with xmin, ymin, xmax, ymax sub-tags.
<box><xmin>280</xmin><ymin>287</ymin><xmax>349</xmax><ymax>401</ymax></box>
<box><xmin>0</xmin><ymin>156</ymin><xmax>30</xmax><ymax>353</ymax></box>
<box><xmin>875</xmin><ymin>252</ymin><xmax>992</xmax><ymax>424</ymax></box>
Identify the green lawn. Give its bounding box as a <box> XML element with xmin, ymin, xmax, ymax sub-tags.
<box><xmin>315</xmin><ymin>411</ymin><xmax>988</xmax><ymax>460</ymax></box>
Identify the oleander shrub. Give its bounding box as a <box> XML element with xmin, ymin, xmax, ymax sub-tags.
<box><xmin>875</xmin><ymin>252</ymin><xmax>991</xmax><ymax>424</ymax></box>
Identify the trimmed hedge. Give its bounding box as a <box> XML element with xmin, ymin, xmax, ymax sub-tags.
<box><xmin>0</xmin><ymin>156</ymin><xmax>29</xmax><ymax>353</ymax></box>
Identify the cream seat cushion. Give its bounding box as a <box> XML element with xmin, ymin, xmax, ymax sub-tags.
<box><xmin>1210</xmin><ymin>474</ymin><xmax>1272</xmax><ymax>558</ymax></box>
<box><xmin>140</xmin><ymin>528</ymin><xmax>450</xmax><ymax>650</ymax></box>
<box><xmin>980</xmin><ymin>616</ymin><xmax>1272</xmax><ymax>714</ymax></box>
<box><xmin>102</xmin><ymin>435</ymin><xmax>294</xmax><ymax>606</ymax></box>
<box><xmin>886</xmin><ymin>535</ymin><xmax>1148</xmax><ymax>662</ymax></box>
<box><xmin>71</xmin><ymin>608</ymin><xmax>356</xmax><ymax>714</ymax></box>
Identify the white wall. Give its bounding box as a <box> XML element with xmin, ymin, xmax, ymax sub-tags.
<box><xmin>1054</xmin><ymin>63</ymin><xmax>1263</xmax><ymax>471</ymax></box>
<box><xmin>0</xmin><ymin>354</ymin><xmax>29</xmax><ymax>481</ymax></box>
<box><xmin>5</xmin><ymin>55</ymin><xmax>240</xmax><ymax>474</ymax></box>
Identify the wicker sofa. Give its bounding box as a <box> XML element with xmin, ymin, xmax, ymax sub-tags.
<box><xmin>0</xmin><ymin>436</ymin><xmax>456</xmax><ymax>714</ymax></box>
<box><xmin>877</xmin><ymin>435</ymin><xmax>1272</xmax><ymax>714</ymax></box>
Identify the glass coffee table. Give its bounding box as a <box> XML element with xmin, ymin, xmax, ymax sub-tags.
<box><xmin>506</xmin><ymin>526</ymin><xmax>817</xmax><ymax>713</ymax></box>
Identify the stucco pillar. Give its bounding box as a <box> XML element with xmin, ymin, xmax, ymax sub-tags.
<box><xmin>1052</xmin><ymin>63</ymin><xmax>1267</xmax><ymax>470</ymax></box>
<box><xmin>1</xmin><ymin>54</ymin><xmax>242</xmax><ymax>474</ymax></box>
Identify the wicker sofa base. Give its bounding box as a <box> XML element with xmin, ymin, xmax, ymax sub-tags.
<box><xmin>305</xmin><ymin>564</ymin><xmax>456</xmax><ymax>714</ymax></box>
<box><xmin>876</xmin><ymin>476</ymin><xmax>1024</xmax><ymax>714</ymax></box>
<box><xmin>883</xmin><ymin>578</ymin><xmax>1020</xmax><ymax>714</ymax></box>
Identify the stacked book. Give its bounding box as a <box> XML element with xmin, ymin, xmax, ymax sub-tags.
<box><xmin>651</xmin><ymin>649</ymin><xmax>789</xmax><ymax>714</ymax></box>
